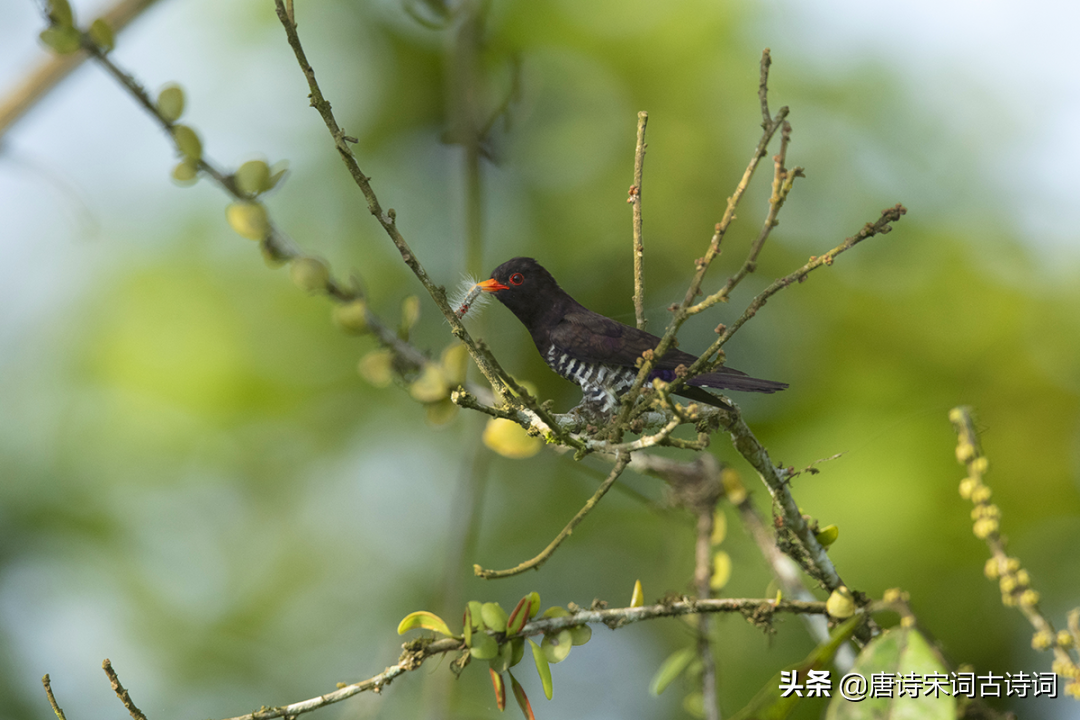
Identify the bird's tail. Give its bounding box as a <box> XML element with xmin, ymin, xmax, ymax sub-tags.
<box><xmin>689</xmin><ymin>370</ymin><xmax>788</xmax><ymax>394</ymax></box>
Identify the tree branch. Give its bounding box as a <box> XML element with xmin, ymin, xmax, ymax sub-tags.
<box><xmin>474</xmin><ymin>451</ymin><xmax>631</xmax><ymax>578</ymax></box>
<box><xmin>630</xmin><ymin>110</ymin><xmax>648</xmax><ymax>330</ymax></box>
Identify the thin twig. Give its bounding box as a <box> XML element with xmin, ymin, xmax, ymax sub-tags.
<box><xmin>607</xmin><ymin>51</ymin><xmax>789</xmax><ymax>440</ymax></box>
<box><xmin>41</xmin><ymin>675</ymin><xmax>68</xmax><ymax>720</ymax></box>
<box><xmin>663</xmin><ymin>203</ymin><xmax>908</xmax><ymax>401</ymax></box>
<box><xmin>688</xmin><ymin>120</ymin><xmax>802</xmax><ymax>317</ymax></box>
<box><xmin>695</xmin><ymin>510</ymin><xmax>718</xmax><ymax>720</ymax></box>
<box><xmin>473</xmin><ymin>451</ymin><xmax>631</xmax><ymax>578</ymax></box>
<box><xmin>630</xmin><ymin>110</ymin><xmax>648</xmax><ymax>330</ymax></box>
<box><xmin>272</xmin><ymin>0</ymin><xmax>512</xmax><ymax>404</ymax></box>
<box><xmin>102</xmin><ymin>660</ymin><xmax>148</xmax><ymax>720</ymax></box>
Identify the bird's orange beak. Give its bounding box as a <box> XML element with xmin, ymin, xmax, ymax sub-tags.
<box><xmin>477</xmin><ymin>278</ymin><xmax>509</xmax><ymax>292</ymax></box>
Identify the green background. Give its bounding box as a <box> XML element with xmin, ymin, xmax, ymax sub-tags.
<box><xmin>1</xmin><ymin>1</ymin><xmax>1077</xmax><ymax>718</ymax></box>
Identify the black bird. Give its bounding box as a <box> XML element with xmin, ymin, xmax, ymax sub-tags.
<box><xmin>477</xmin><ymin>257</ymin><xmax>787</xmax><ymax>412</ymax></box>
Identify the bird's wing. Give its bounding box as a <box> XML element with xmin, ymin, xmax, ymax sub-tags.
<box><xmin>550</xmin><ymin>308</ymin><xmax>702</xmax><ymax>370</ymax></box>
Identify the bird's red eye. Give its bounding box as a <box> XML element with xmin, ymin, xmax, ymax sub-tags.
<box><xmin>509</xmin><ymin>273</ymin><xmax>524</xmax><ymax>286</ymax></box>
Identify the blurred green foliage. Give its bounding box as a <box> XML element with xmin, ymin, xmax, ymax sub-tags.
<box><xmin>2</xmin><ymin>0</ymin><xmax>1078</xmax><ymax>718</ymax></box>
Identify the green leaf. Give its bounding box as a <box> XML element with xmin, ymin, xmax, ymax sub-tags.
<box><xmin>235</xmin><ymin>159</ymin><xmax>271</xmax><ymax>195</ymax></box>
<box><xmin>267</xmin><ymin>160</ymin><xmax>289</xmax><ymax>190</ymax></box>
<box><xmin>357</xmin><ymin>350</ymin><xmax>393</xmax><ymax>388</ymax></box>
<box><xmin>682</xmin><ymin>692</ymin><xmax>705</xmax><ymax>718</ymax></box>
<box><xmin>481</xmin><ymin>602</ymin><xmax>508</xmax><ymax>633</ymax></box>
<box><xmin>710</xmin><ymin>550</ymin><xmax>732</xmax><ymax>591</ymax></box>
<box><xmin>289</xmin><ymin>257</ymin><xmax>330</xmax><ymax>293</ymax></box>
<box><xmin>172</xmin><ymin>124</ymin><xmax>202</xmax><ymax>161</ymax></box>
<box><xmin>541</xmin><ymin>629</ymin><xmax>573</xmax><ymax>664</ymax></box>
<box><xmin>507</xmin><ymin>596</ymin><xmax>531</xmax><ymax>635</ymax></box>
<box><xmin>730</xmin><ymin>614</ymin><xmax>865</xmax><ymax>720</ymax></box>
<box><xmin>332</xmin><ymin>300</ymin><xmax>369</xmax><ymax>334</ymax></box>
<box><xmin>526</xmin><ymin>591</ymin><xmax>541</xmax><ymax>619</ymax></box>
<box><xmin>463</xmin><ymin>606</ymin><xmax>473</xmax><ymax>646</ymax></box>
<box><xmin>88</xmin><ymin>18</ymin><xmax>114</xmax><ymax>52</ymax></box>
<box><xmin>225</xmin><ymin>202</ymin><xmax>268</xmax><ymax>241</ymax></box>
<box><xmin>649</xmin><ymin>647</ymin><xmax>695</xmax><ymax>696</ymax></box>
<box><xmin>509</xmin><ymin>637</ymin><xmax>525</xmax><ymax>668</ymax></box>
<box><xmin>157</xmin><ymin>85</ymin><xmax>185</xmax><ymax>123</ymax></box>
<box><xmin>489</xmin><ymin>639</ymin><xmax>513</xmax><ymax>674</ymax></box>
<box><xmin>541</xmin><ymin>606</ymin><xmax>569</xmax><ymax>619</ymax></box>
<box><xmin>489</xmin><ymin>669</ymin><xmax>506</xmax><ymax>711</ymax></box>
<box><xmin>47</xmin><ymin>0</ymin><xmax>73</xmax><ymax>26</ymax></box>
<box><xmin>171</xmin><ymin>159</ymin><xmax>198</xmax><ymax>185</ymax></box>
<box><xmin>630</xmin><ymin>579</ymin><xmax>645</xmax><ymax>607</ymax></box>
<box><xmin>569</xmin><ymin>624</ymin><xmax>592</xmax><ymax>646</ymax></box>
<box><xmin>825</xmin><ymin>627</ymin><xmax>955</xmax><ymax>720</ymax></box>
<box><xmin>400</xmin><ymin>295</ymin><xmax>421</xmax><ymax>332</ymax></box>
<box><xmin>39</xmin><ymin>25</ymin><xmax>81</xmax><ymax>55</ymax></box>
<box><xmin>528</xmin><ymin>638</ymin><xmax>553</xmax><ymax>700</ymax></box>
<box><xmin>397</xmin><ymin>611</ymin><xmax>455</xmax><ymax>637</ymax></box>
<box><xmin>816</xmin><ymin>524</ymin><xmax>839</xmax><ymax>547</ymax></box>
<box><xmin>470</xmin><ymin>631</ymin><xmax>498</xmax><ymax>660</ymax></box>
<box><xmin>509</xmin><ymin>672</ymin><xmax>536</xmax><ymax>720</ymax></box>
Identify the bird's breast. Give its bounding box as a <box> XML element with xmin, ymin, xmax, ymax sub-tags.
<box><xmin>545</xmin><ymin>346</ymin><xmax>639</xmax><ymax>411</ymax></box>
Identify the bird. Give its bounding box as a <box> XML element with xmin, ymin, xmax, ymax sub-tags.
<box><xmin>476</xmin><ymin>257</ymin><xmax>787</xmax><ymax>412</ymax></box>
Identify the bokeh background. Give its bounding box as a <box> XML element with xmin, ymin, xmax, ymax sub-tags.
<box><xmin>1</xmin><ymin>0</ymin><xmax>1078</xmax><ymax>718</ymax></box>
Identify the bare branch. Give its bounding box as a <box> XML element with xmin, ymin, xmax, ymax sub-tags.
<box><xmin>102</xmin><ymin>660</ymin><xmax>148</xmax><ymax>720</ymax></box>
<box><xmin>41</xmin><ymin>675</ymin><xmax>68</xmax><ymax>720</ymax></box>
<box><xmin>630</xmin><ymin>110</ymin><xmax>649</xmax><ymax>330</ymax></box>
<box><xmin>474</xmin><ymin>451</ymin><xmax>631</xmax><ymax>578</ymax></box>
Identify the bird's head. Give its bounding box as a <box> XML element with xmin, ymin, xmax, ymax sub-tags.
<box><xmin>478</xmin><ymin>257</ymin><xmax>569</xmax><ymax>326</ymax></box>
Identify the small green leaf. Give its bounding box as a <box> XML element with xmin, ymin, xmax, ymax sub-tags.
<box><xmin>225</xmin><ymin>201</ymin><xmax>268</xmax><ymax>241</ymax></box>
<box><xmin>509</xmin><ymin>637</ymin><xmax>525</xmax><ymax>668</ymax></box>
<box><xmin>682</xmin><ymin>692</ymin><xmax>705</xmax><ymax>718</ymax></box>
<box><xmin>825</xmin><ymin>585</ymin><xmax>855</xmax><ymax>619</ymax></box>
<box><xmin>171</xmin><ymin>159</ymin><xmax>199</xmax><ymax>185</ymax></box>
<box><xmin>630</xmin><ymin>579</ymin><xmax>645</xmax><ymax>608</ymax></box>
<box><xmin>409</xmin><ymin>365</ymin><xmax>449</xmax><ymax>404</ymax></box>
<box><xmin>649</xmin><ymin>647</ymin><xmax>695</xmax><ymax>696</ymax></box>
<box><xmin>526</xmin><ymin>592</ymin><xmax>541</xmax><ymax>619</ymax></box>
<box><xmin>235</xmin><ymin>159</ymin><xmax>271</xmax><ymax>195</ymax></box>
<box><xmin>481</xmin><ymin>602</ymin><xmax>508</xmax><ymax>633</ymax></box>
<box><xmin>528</xmin><ymin>638</ymin><xmax>553</xmax><ymax>700</ymax></box>
<box><xmin>507</xmin><ymin>596</ymin><xmax>531</xmax><ymax>635</ymax></box>
<box><xmin>569</xmin><ymin>624</ymin><xmax>592</xmax><ymax>646</ymax></box>
<box><xmin>489</xmin><ymin>639</ymin><xmax>513</xmax><ymax>674</ymax></box>
<box><xmin>290</xmin><ymin>257</ymin><xmax>330</xmax><ymax>294</ymax></box>
<box><xmin>463</xmin><ymin>606</ymin><xmax>473</xmax><ymax>646</ymax></box>
<box><xmin>816</xmin><ymin>524</ymin><xmax>839</xmax><ymax>547</ymax></box>
<box><xmin>397</xmin><ymin>611</ymin><xmax>454</xmax><ymax>637</ymax></box>
<box><xmin>710</xmin><ymin>550</ymin><xmax>732</xmax><ymax>591</ymax></box>
<box><xmin>172</xmin><ymin>124</ymin><xmax>202</xmax><ymax>161</ymax></box>
<box><xmin>470</xmin><ymin>631</ymin><xmax>498</xmax><ymax>660</ymax></box>
<box><xmin>482</xmin><ymin>418</ymin><xmax>541</xmax><ymax>459</ymax></box>
<box><xmin>267</xmin><ymin>160</ymin><xmax>289</xmax><ymax>190</ymax></box>
<box><xmin>710</xmin><ymin>510</ymin><xmax>727</xmax><ymax>545</ymax></box>
<box><xmin>357</xmin><ymin>350</ymin><xmax>393</xmax><ymax>388</ymax></box>
<box><xmin>333</xmin><ymin>300</ymin><xmax>369</xmax><ymax>334</ymax></box>
<box><xmin>88</xmin><ymin>18</ymin><xmax>114</xmax><ymax>52</ymax></box>
<box><xmin>489</xmin><ymin>669</ymin><xmax>506</xmax><ymax>711</ymax></box>
<box><xmin>47</xmin><ymin>0</ymin><xmax>73</xmax><ymax>26</ymax></box>
<box><xmin>468</xmin><ymin>601</ymin><xmax>485</xmax><ymax>629</ymax></box>
<box><xmin>509</xmin><ymin>672</ymin><xmax>536</xmax><ymax>720</ymax></box>
<box><xmin>541</xmin><ymin>629</ymin><xmax>573</xmax><ymax>664</ymax></box>
<box><xmin>400</xmin><ymin>295</ymin><xmax>421</xmax><ymax>332</ymax></box>
<box><xmin>39</xmin><ymin>25</ymin><xmax>81</xmax><ymax>55</ymax></box>
<box><xmin>541</xmin><ymin>606</ymin><xmax>569</xmax><ymax>619</ymax></box>
<box><xmin>157</xmin><ymin>85</ymin><xmax>185</xmax><ymax>123</ymax></box>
